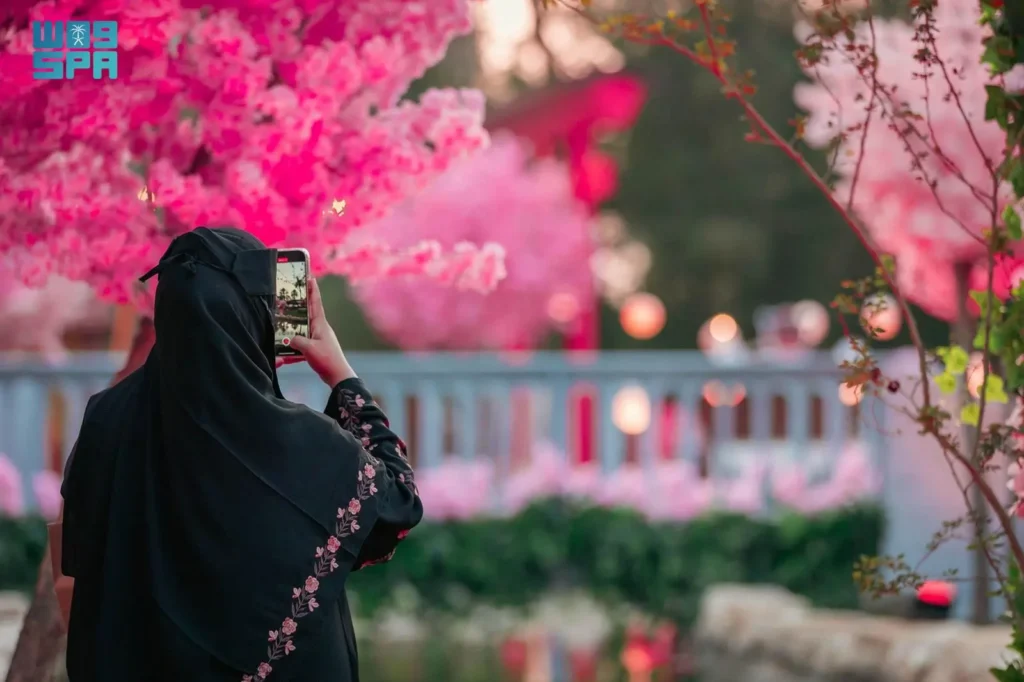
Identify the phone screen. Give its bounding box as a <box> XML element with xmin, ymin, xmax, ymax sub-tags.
<box><xmin>274</xmin><ymin>250</ymin><xmax>310</xmax><ymax>356</ymax></box>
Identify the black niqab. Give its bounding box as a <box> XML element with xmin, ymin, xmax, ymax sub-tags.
<box><xmin>61</xmin><ymin>227</ymin><xmax>399</xmax><ymax>680</ymax></box>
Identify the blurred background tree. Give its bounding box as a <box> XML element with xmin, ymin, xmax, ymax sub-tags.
<box><xmin>325</xmin><ymin>0</ymin><xmax>950</xmax><ymax>352</ymax></box>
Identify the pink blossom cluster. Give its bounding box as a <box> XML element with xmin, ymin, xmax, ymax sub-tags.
<box><xmin>794</xmin><ymin>3</ymin><xmax>1015</xmax><ymax>321</ymax></box>
<box><xmin>0</xmin><ymin>0</ymin><xmax>502</xmax><ymax>307</ymax></box>
<box><xmin>352</xmin><ymin>134</ymin><xmax>591</xmax><ymax>350</ymax></box>
<box><xmin>0</xmin><ymin>454</ymin><xmax>63</xmax><ymax>520</ymax></box>
<box><xmin>1007</xmin><ymin>459</ymin><xmax>1024</xmax><ymax>518</ymax></box>
<box><xmin>770</xmin><ymin>444</ymin><xmax>881</xmax><ymax>514</ymax></box>
<box><xmin>415</xmin><ymin>441</ymin><xmax>879</xmax><ymax>521</ymax></box>
<box><xmin>0</xmin><ymin>258</ymin><xmax>108</xmax><ymax>359</ymax></box>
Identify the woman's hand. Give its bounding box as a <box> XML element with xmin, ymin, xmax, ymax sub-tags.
<box><xmin>276</xmin><ymin>278</ymin><xmax>357</xmax><ymax>387</ymax></box>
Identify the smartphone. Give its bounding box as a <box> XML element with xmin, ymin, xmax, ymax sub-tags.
<box><xmin>274</xmin><ymin>248</ymin><xmax>310</xmax><ymax>356</ymax></box>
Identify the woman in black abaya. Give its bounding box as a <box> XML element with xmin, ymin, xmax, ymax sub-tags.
<box><xmin>60</xmin><ymin>227</ymin><xmax>422</xmax><ymax>681</ymax></box>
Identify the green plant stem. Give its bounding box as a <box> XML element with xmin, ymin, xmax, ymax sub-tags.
<box><xmin>954</xmin><ymin>263</ymin><xmax>990</xmax><ymax>624</ymax></box>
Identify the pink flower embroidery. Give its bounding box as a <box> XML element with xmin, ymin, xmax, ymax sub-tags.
<box><xmin>358</xmin><ymin>549</ymin><xmax>397</xmax><ymax>570</ymax></box>
<box><xmin>250</xmin><ymin>445</ymin><xmax>382</xmax><ymax>680</ymax></box>
<box><xmin>249</xmin><ymin>388</ymin><xmax>400</xmax><ymax>680</ymax></box>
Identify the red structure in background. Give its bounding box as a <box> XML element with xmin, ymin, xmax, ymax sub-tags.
<box><xmin>487</xmin><ymin>73</ymin><xmax>647</xmax><ymax>464</ymax></box>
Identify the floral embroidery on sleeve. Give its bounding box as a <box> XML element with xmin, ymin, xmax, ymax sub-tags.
<box><xmin>336</xmin><ymin>390</ymin><xmax>370</xmax><ymax>444</ymax></box>
<box><xmin>243</xmin><ymin>455</ymin><xmax>381</xmax><ymax>682</ymax></box>
<box><xmin>357</xmin><ymin>548</ymin><xmax>396</xmax><ymax>570</ymax></box>
<box><xmin>337</xmin><ymin>389</ymin><xmax>417</xmax><ymax>497</ymax></box>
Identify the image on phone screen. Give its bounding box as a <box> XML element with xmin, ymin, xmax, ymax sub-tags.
<box><xmin>274</xmin><ymin>252</ymin><xmax>309</xmax><ymax>356</ymax></box>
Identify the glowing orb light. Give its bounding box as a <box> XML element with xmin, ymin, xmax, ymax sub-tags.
<box><xmin>791</xmin><ymin>299</ymin><xmax>830</xmax><ymax>347</ymax></box>
<box><xmin>859</xmin><ymin>294</ymin><xmax>902</xmax><ymax>341</ymax></box>
<box><xmin>611</xmin><ymin>386</ymin><xmax>651</xmax><ymax>435</ymax></box>
<box><xmin>620</xmin><ymin>292</ymin><xmax>666</xmax><ymax>340</ymax></box>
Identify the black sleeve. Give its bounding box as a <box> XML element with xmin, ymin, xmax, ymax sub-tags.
<box><xmin>325</xmin><ymin>378</ymin><xmax>422</xmax><ymax>570</ymax></box>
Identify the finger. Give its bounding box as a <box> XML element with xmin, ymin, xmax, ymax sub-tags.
<box><xmin>279</xmin><ymin>354</ymin><xmax>306</xmax><ymax>365</ymax></box>
<box><xmin>308</xmin><ymin>278</ymin><xmax>326</xmax><ymax>336</ymax></box>
<box><xmin>275</xmin><ymin>357</ymin><xmax>285</xmax><ymax>369</ymax></box>
<box><xmin>287</xmin><ymin>335</ymin><xmax>310</xmax><ymax>352</ymax></box>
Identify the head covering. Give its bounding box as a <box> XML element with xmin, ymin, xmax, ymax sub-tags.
<box><xmin>62</xmin><ymin>227</ymin><xmax>384</xmax><ymax>679</ymax></box>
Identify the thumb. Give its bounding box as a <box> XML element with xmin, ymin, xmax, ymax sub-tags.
<box><xmin>287</xmin><ymin>334</ymin><xmax>311</xmax><ymax>353</ymax></box>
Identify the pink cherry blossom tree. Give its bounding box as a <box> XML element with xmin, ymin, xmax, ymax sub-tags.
<box><xmin>1</xmin><ymin>2</ymin><xmax>507</xmax><ymax>677</ymax></box>
<box><xmin>793</xmin><ymin>1</ymin><xmax>1013</xmax><ymax>324</ymax></box>
<box><xmin>0</xmin><ymin>0</ymin><xmax>504</xmax><ymax>309</ymax></box>
<box><xmin>353</xmin><ymin>133</ymin><xmax>592</xmax><ymax>351</ymax></box>
<box><xmin>792</xmin><ymin>0</ymin><xmax>1017</xmax><ymax>626</ymax></box>
<box><xmin>0</xmin><ymin>262</ymin><xmax>108</xmax><ymax>359</ymax></box>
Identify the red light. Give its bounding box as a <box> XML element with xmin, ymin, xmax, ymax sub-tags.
<box><xmin>916</xmin><ymin>580</ymin><xmax>955</xmax><ymax>607</ymax></box>
<box><xmin>277</xmin><ymin>256</ymin><xmax>288</xmax><ymax>263</ymax></box>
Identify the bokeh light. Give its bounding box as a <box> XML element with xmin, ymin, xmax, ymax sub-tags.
<box><xmin>708</xmin><ymin>314</ymin><xmax>738</xmax><ymax>344</ymax></box>
<box><xmin>791</xmin><ymin>299</ymin><xmax>830</xmax><ymax>347</ymax></box>
<box><xmin>611</xmin><ymin>385</ymin><xmax>651</xmax><ymax>435</ymax></box>
<box><xmin>702</xmin><ymin>381</ymin><xmax>746</xmax><ymax>407</ymax></box>
<box><xmin>546</xmin><ymin>292</ymin><xmax>581</xmax><ymax>325</ymax></box>
<box><xmin>619</xmin><ymin>292</ymin><xmax>666</xmax><ymax>340</ymax></box>
<box><xmin>838</xmin><ymin>382</ymin><xmax>863</xmax><ymax>406</ymax></box>
<box><xmin>859</xmin><ymin>294</ymin><xmax>902</xmax><ymax>341</ymax></box>
<box><xmin>967</xmin><ymin>352</ymin><xmax>985</xmax><ymax>399</ymax></box>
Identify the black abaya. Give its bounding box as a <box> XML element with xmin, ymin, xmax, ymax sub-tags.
<box><xmin>60</xmin><ymin>227</ymin><xmax>422</xmax><ymax>682</ymax></box>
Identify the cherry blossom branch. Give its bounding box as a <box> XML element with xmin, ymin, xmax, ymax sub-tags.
<box><xmin>636</xmin><ymin>30</ymin><xmax>933</xmax><ymax>412</ymax></box>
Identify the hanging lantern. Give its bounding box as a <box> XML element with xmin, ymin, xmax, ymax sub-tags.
<box><xmin>859</xmin><ymin>294</ymin><xmax>902</xmax><ymax>341</ymax></box>
<box><xmin>620</xmin><ymin>292</ymin><xmax>666</xmax><ymax>340</ymax></box>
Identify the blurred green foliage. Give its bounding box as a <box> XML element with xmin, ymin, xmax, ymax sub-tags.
<box><xmin>349</xmin><ymin>498</ymin><xmax>884</xmax><ymax>625</ymax></box>
<box><xmin>0</xmin><ymin>515</ymin><xmax>47</xmax><ymax>591</ymax></box>
<box><xmin>0</xmin><ymin>502</ymin><xmax>880</xmax><ymax>634</ymax></box>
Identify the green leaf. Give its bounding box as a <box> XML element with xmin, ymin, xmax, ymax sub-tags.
<box><xmin>178</xmin><ymin>107</ymin><xmax>199</xmax><ymax>125</ymax></box>
<box><xmin>961</xmin><ymin>403</ymin><xmax>981</xmax><ymax>426</ymax></box>
<box><xmin>987</xmin><ymin>84</ymin><xmax>1009</xmax><ymax>123</ymax></box>
<box><xmin>969</xmin><ymin>290</ymin><xmax>994</xmax><ymax>318</ymax></box>
<box><xmin>1011</xmin><ymin>159</ymin><xmax>1024</xmax><ymax>198</ymax></box>
<box><xmin>125</xmin><ymin>159</ymin><xmax>147</xmax><ymax>178</ymax></box>
<box><xmin>935</xmin><ymin>372</ymin><xmax>957</xmax><ymax>394</ymax></box>
<box><xmin>1005</xmin><ymin>204</ymin><xmax>1023</xmax><ymax>240</ymax></box>
<box><xmin>974</xmin><ymin>323</ymin><xmax>1010</xmax><ymax>352</ymax></box>
<box><xmin>938</xmin><ymin>345</ymin><xmax>970</xmax><ymax>374</ymax></box>
<box><xmin>984</xmin><ymin>374</ymin><xmax>1010</xmax><ymax>404</ymax></box>
<box><xmin>990</xmin><ymin>666</ymin><xmax>1024</xmax><ymax>682</ymax></box>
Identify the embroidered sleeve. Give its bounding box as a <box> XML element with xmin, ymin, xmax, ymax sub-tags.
<box><xmin>326</xmin><ymin>378</ymin><xmax>422</xmax><ymax>570</ymax></box>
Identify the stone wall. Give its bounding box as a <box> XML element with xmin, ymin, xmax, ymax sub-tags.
<box><xmin>695</xmin><ymin>585</ymin><xmax>1015</xmax><ymax>682</ymax></box>
<box><xmin>0</xmin><ymin>593</ymin><xmax>29</xmax><ymax>680</ymax></box>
